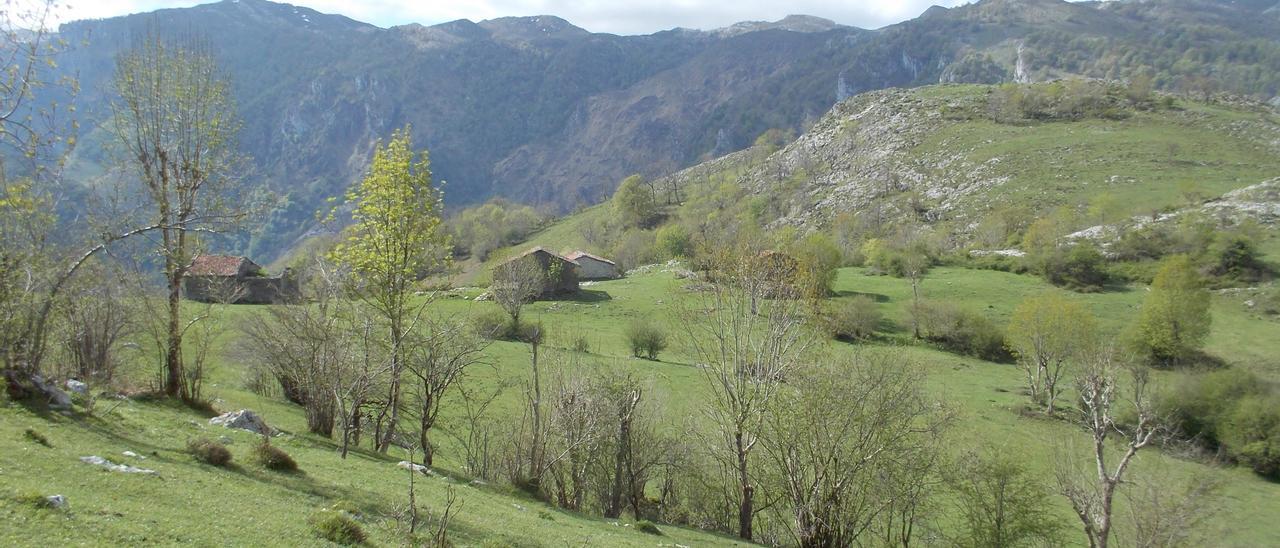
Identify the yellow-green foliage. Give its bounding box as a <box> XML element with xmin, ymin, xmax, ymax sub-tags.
<box><xmin>612</xmin><ymin>174</ymin><xmax>659</xmax><ymax>229</ymax></box>
<box><xmin>330</xmin><ymin>126</ymin><xmax>450</xmax><ymax>298</ymax></box>
<box><xmin>1132</xmin><ymin>255</ymin><xmax>1211</xmax><ymax>363</ymax></box>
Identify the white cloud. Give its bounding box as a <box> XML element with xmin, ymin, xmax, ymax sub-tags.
<box><xmin>56</xmin><ymin>0</ymin><xmax>975</xmax><ymax>34</ymax></box>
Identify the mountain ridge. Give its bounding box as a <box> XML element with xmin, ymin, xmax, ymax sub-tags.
<box><xmin>47</xmin><ymin>0</ymin><xmax>1280</xmax><ymax>261</ymax></box>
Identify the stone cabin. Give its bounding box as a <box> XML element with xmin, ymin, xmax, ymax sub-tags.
<box><xmin>564</xmin><ymin>250</ymin><xmax>619</xmax><ymax>280</ymax></box>
<box><xmin>184</xmin><ymin>255</ymin><xmax>300</xmax><ymax>304</ymax></box>
<box><xmin>495</xmin><ymin>247</ymin><xmax>579</xmax><ymax>298</ymax></box>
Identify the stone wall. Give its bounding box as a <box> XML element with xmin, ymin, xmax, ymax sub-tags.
<box><xmin>184</xmin><ymin>274</ymin><xmax>300</xmax><ymax>304</ymax></box>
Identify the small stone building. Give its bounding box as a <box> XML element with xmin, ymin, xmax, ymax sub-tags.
<box><xmin>184</xmin><ymin>255</ymin><xmax>300</xmax><ymax>304</ymax></box>
<box><xmin>564</xmin><ymin>251</ymin><xmax>619</xmax><ymax>280</ymax></box>
<box><xmin>495</xmin><ymin>247</ymin><xmax>579</xmax><ymax>298</ymax></box>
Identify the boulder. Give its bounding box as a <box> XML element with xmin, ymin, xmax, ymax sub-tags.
<box><xmin>66</xmin><ymin>379</ymin><xmax>88</xmax><ymax>395</ymax></box>
<box><xmin>31</xmin><ymin>375</ymin><xmax>71</xmax><ymax>408</ymax></box>
<box><xmin>209</xmin><ymin>409</ymin><xmax>274</xmax><ymax>436</ymax></box>
<box><xmin>397</xmin><ymin>461</ymin><xmax>432</xmax><ymax>475</ymax></box>
<box><xmin>45</xmin><ymin>494</ymin><xmax>67</xmax><ymax>509</ymax></box>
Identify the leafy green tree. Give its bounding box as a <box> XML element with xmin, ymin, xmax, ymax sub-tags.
<box><xmin>330</xmin><ymin>126</ymin><xmax>449</xmax><ymax>452</ymax></box>
<box><xmin>788</xmin><ymin>232</ymin><xmax>842</xmax><ymax>301</ymax></box>
<box><xmin>1008</xmin><ymin>292</ymin><xmax>1096</xmax><ymax>414</ymax></box>
<box><xmin>654</xmin><ymin>223</ymin><xmax>692</xmax><ymax>259</ymax></box>
<box><xmin>612</xmin><ymin>174</ymin><xmax>659</xmax><ymax>228</ymax></box>
<box><xmin>112</xmin><ymin>35</ymin><xmax>242</xmax><ymax>400</ymax></box>
<box><xmin>1132</xmin><ymin>255</ymin><xmax>1211</xmax><ymax>364</ymax></box>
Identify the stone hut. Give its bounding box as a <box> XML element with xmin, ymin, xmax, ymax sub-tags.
<box><xmin>564</xmin><ymin>251</ymin><xmax>619</xmax><ymax>280</ymax></box>
<box><xmin>184</xmin><ymin>255</ymin><xmax>300</xmax><ymax>304</ymax></box>
<box><xmin>495</xmin><ymin>247</ymin><xmax>579</xmax><ymax>298</ymax></box>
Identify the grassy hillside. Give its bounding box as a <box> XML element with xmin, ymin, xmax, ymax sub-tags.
<box><xmin>6</xmin><ymin>263</ymin><xmax>1279</xmax><ymax>545</ymax></box>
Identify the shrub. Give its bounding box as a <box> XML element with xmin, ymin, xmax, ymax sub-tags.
<box><xmin>1220</xmin><ymin>395</ymin><xmax>1280</xmax><ymax>480</ymax></box>
<box><xmin>625</xmin><ymin>318</ymin><xmax>668</xmax><ymax>360</ymax></box>
<box><xmin>309</xmin><ymin>509</ymin><xmax>366</xmax><ymax>545</ymax></box>
<box><xmin>635</xmin><ymin>520</ymin><xmax>663</xmax><ymax>535</ymax></box>
<box><xmin>1041</xmin><ymin>243</ymin><xmax>1107</xmax><ymax>292</ymax></box>
<box><xmin>826</xmin><ymin>296</ymin><xmax>882</xmax><ymax>341</ymax></box>
<box><xmin>1206</xmin><ymin>232</ymin><xmax>1267</xmax><ymax>283</ymax></box>
<box><xmin>472</xmin><ymin>308</ymin><xmax>514</xmax><ymax>340</ymax></box>
<box><xmin>569</xmin><ymin>334</ymin><xmax>590</xmax><ymax>353</ymax></box>
<box><xmin>13</xmin><ymin>490</ymin><xmax>57</xmax><ymax>509</ymax></box>
<box><xmin>187</xmin><ymin>438</ymin><xmax>233</xmax><ymax>467</ymax></box>
<box><xmin>254</xmin><ymin>440</ymin><xmax>297</xmax><ymax>472</ymax></box>
<box><xmin>1157</xmin><ymin>369</ymin><xmax>1263</xmax><ymax>446</ymax></box>
<box><xmin>23</xmin><ymin>428</ymin><xmax>50</xmax><ymax>447</ymax></box>
<box><xmin>914</xmin><ymin>301</ymin><xmax>1011</xmax><ymax>362</ymax></box>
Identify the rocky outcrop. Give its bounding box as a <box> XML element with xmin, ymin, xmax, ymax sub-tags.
<box><xmin>210</xmin><ymin>410</ymin><xmax>275</xmax><ymax>436</ymax></box>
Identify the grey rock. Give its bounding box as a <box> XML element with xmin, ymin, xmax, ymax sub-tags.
<box><xmin>397</xmin><ymin>461</ymin><xmax>432</xmax><ymax>475</ymax></box>
<box><xmin>209</xmin><ymin>409</ymin><xmax>274</xmax><ymax>436</ymax></box>
<box><xmin>45</xmin><ymin>494</ymin><xmax>67</xmax><ymax>509</ymax></box>
<box><xmin>80</xmin><ymin>455</ymin><xmax>156</xmax><ymax>474</ymax></box>
<box><xmin>31</xmin><ymin>375</ymin><xmax>72</xmax><ymax>408</ymax></box>
<box><xmin>65</xmin><ymin>379</ymin><xmax>88</xmax><ymax>395</ymax></box>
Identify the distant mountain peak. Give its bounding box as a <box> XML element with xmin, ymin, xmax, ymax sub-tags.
<box><xmin>478</xmin><ymin>15</ymin><xmax>589</xmax><ymax>40</ymax></box>
<box><xmin>712</xmin><ymin>14</ymin><xmax>846</xmax><ymax>37</ymax></box>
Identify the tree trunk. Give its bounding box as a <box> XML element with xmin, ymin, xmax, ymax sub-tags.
<box><xmin>736</xmin><ymin>430</ymin><xmax>754</xmax><ymax>541</ymax></box>
<box><xmin>529</xmin><ymin>337</ymin><xmax>543</xmax><ymax>483</ymax></box>
<box><xmin>379</xmin><ymin>319</ymin><xmax>404</xmax><ymax>453</ymax></box>
<box><xmin>419</xmin><ymin>393</ymin><xmax>435</xmax><ymax>467</ymax></box>
<box><xmin>165</xmin><ymin>264</ymin><xmax>184</xmax><ymax>399</ymax></box>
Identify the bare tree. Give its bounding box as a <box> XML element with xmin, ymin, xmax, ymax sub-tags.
<box><xmin>1056</xmin><ymin>345</ymin><xmax>1160</xmax><ymax>548</ymax></box>
<box><xmin>492</xmin><ymin>254</ymin><xmax>544</xmax><ymax>330</ymax></box>
<box><xmin>1125</xmin><ymin>467</ymin><xmax>1221</xmax><ymax>548</ymax></box>
<box><xmin>761</xmin><ymin>353</ymin><xmax>949</xmax><ymax>547</ymax></box>
<box><xmin>545</xmin><ymin>364</ymin><xmax>606</xmax><ymax>511</ymax></box>
<box><xmin>242</xmin><ymin>269</ymin><xmax>354</xmax><ymax>437</ymax></box>
<box><xmin>111</xmin><ymin>34</ymin><xmax>244</xmax><ymax>400</ymax></box>
<box><xmin>681</xmin><ymin>246</ymin><xmax>815</xmax><ymax>541</ymax></box>
<box><xmin>404</xmin><ymin>318</ymin><xmax>488</xmax><ymax>466</ymax></box>
<box><xmin>439</xmin><ymin>380</ymin><xmax>506</xmax><ymax>479</ymax></box>
<box><xmin>59</xmin><ymin>262</ymin><xmax>133</xmax><ymax>383</ymax></box>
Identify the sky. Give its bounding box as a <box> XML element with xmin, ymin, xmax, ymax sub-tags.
<box><xmin>49</xmin><ymin>0</ymin><xmax>976</xmax><ymax>35</ymax></box>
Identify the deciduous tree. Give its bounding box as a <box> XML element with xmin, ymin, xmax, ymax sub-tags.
<box><xmin>330</xmin><ymin>126</ymin><xmax>449</xmax><ymax>452</ymax></box>
<box><xmin>1132</xmin><ymin>254</ymin><xmax>1210</xmax><ymax>364</ymax></box>
<box><xmin>1008</xmin><ymin>291</ymin><xmax>1096</xmax><ymax>414</ymax></box>
<box><xmin>111</xmin><ymin>35</ymin><xmax>243</xmax><ymax>400</ymax></box>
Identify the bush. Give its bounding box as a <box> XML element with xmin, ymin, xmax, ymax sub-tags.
<box><xmin>309</xmin><ymin>509</ymin><xmax>365</xmax><ymax>545</ymax></box>
<box><xmin>254</xmin><ymin>440</ymin><xmax>297</xmax><ymax>472</ymax></box>
<box><xmin>187</xmin><ymin>438</ymin><xmax>233</xmax><ymax>467</ymax></box>
<box><xmin>13</xmin><ymin>490</ymin><xmax>57</xmax><ymax>509</ymax></box>
<box><xmin>826</xmin><ymin>296</ymin><xmax>882</xmax><ymax>341</ymax></box>
<box><xmin>625</xmin><ymin>318</ymin><xmax>668</xmax><ymax>360</ymax></box>
<box><xmin>1220</xmin><ymin>395</ymin><xmax>1280</xmax><ymax>480</ymax></box>
<box><xmin>569</xmin><ymin>334</ymin><xmax>590</xmax><ymax>353</ymax></box>
<box><xmin>1041</xmin><ymin>243</ymin><xmax>1107</xmax><ymax>292</ymax></box>
<box><xmin>1207</xmin><ymin>232</ymin><xmax>1267</xmax><ymax>283</ymax></box>
<box><xmin>635</xmin><ymin>520</ymin><xmax>663</xmax><ymax>535</ymax></box>
<box><xmin>1159</xmin><ymin>369</ymin><xmax>1259</xmax><ymax>445</ymax></box>
<box><xmin>914</xmin><ymin>301</ymin><xmax>1011</xmax><ymax>362</ymax></box>
<box><xmin>23</xmin><ymin>428</ymin><xmax>50</xmax><ymax>447</ymax></box>
<box><xmin>1157</xmin><ymin>370</ymin><xmax>1280</xmax><ymax>480</ymax></box>
<box><xmin>472</xmin><ymin>308</ymin><xmax>514</xmax><ymax>340</ymax></box>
